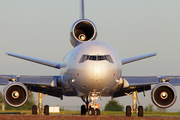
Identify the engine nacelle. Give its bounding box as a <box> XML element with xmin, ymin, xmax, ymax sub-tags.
<box><xmin>3</xmin><ymin>82</ymin><xmax>28</xmax><ymax>108</ymax></box>
<box><xmin>70</xmin><ymin>19</ymin><xmax>97</xmax><ymax>47</ymax></box>
<box><xmin>151</xmin><ymin>82</ymin><xmax>177</xmax><ymax>108</ymax></box>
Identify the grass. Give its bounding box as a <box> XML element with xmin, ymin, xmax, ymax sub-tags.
<box><xmin>0</xmin><ymin>110</ymin><xmax>180</xmax><ymax>117</ymax></box>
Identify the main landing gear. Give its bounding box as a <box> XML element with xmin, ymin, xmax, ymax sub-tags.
<box><xmin>81</xmin><ymin>93</ymin><xmax>101</xmax><ymax>116</ymax></box>
<box><xmin>125</xmin><ymin>90</ymin><xmax>143</xmax><ymax>117</ymax></box>
<box><xmin>32</xmin><ymin>91</ymin><xmax>49</xmax><ymax>115</ymax></box>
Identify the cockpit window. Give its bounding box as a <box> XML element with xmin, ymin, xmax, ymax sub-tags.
<box><xmin>79</xmin><ymin>55</ymin><xmax>114</xmax><ymax>63</ymax></box>
<box><xmin>104</xmin><ymin>55</ymin><xmax>113</xmax><ymax>63</ymax></box>
<box><xmin>89</xmin><ymin>56</ymin><xmax>96</xmax><ymax>60</ymax></box>
<box><xmin>98</xmin><ymin>56</ymin><xmax>105</xmax><ymax>60</ymax></box>
<box><xmin>79</xmin><ymin>55</ymin><xmax>90</xmax><ymax>63</ymax></box>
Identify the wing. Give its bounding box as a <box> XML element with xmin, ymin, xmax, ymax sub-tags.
<box><xmin>112</xmin><ymin>76</ymin><xmax>180</xmax><ymax>98</ymax></box>
<box><xmin>0</xmin><ymin>75</ymin><xmax>58</xmax><ymax>86</ymax></box>
<box><xmin>6</xmin><ymin>52</ymin><xmax>66</xmax><ymax>69</ymax></box>
<box><xmin>123</xmin><ymin>76</ymin><xmax>180</xmax><ymax>86</ymax></box>
<box><xmin>121</xmin><ymin>52</ymin><xmax>158</xmax><ymax>65</ymax></box>
<box><xmin>0</xmin><ymin>75</ymin><xmax>63</xmax><ymax>98</ymax></box>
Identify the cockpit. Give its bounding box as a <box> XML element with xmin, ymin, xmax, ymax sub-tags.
<box><xmin>79</xmin><ymin>55</ymin><xmax>113</xmax><ymax>63</ymax></box>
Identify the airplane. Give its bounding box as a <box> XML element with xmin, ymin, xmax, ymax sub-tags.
<box><xmin>0</xmin><ymin>0</ymin><xmax>180</xmax><ymax>117</ymax></box>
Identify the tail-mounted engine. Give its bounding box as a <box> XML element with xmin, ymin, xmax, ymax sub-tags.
<box><xmin>3</xmin><ymin>82</ymin><xmax>28</xmax><ymax>108</ymax></box>
<box><xmin>70</xmin><ymin>19</ymin><xmax>97</xmax><ymax>47</ymax></box>
<box><xmin>151</xmin><ymin>82</ymin><xmax>177</xmax><ymax>108</ymax></box>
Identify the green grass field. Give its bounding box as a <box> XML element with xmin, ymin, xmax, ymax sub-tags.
<box><xmin>1</xmin><ymin>110</ymin><xmax>180</xmax><ymax>117</ymax></box>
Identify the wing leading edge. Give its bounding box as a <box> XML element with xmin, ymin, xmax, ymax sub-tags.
<box><xmin>6</xmin><ymin>52</ymin><xmax>66</xmax><ymax>69</ymax></box>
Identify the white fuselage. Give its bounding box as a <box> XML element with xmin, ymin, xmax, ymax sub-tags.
<box><xmin>60</xmin><ymin>41</ymin><xmax>122</xmax><ymax>96</ymax></box>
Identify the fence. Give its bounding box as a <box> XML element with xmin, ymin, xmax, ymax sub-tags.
<box><xmin>58</xmin><ymin>106</ymin><xmax>180</xmax><ymax>112</ymax></box>
<box><xmin>0</xmin><ymin>104</ymin><xmax>180</xmax><ymax>112</ymax></box>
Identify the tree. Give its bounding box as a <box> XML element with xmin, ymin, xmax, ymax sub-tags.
<box><xmin>157</xmin><ymin>107</ymin><xmax>166</xmax><ymax>112</ymax></box>
<box><xmin>104</xmin><ymin>100</ymin><xmax>124</xmax><ymax>111</ymax></box>
<box><xmin>144</xmin><ymin>104</ymin><xmax>154</xmax><ymax>112</ymax></box>
<box><xmin>144</xmin><ymin>106</ymin><xmax>149</xmax><ymax>112</ymax></box>
<box><xmin>0</xmin><ymin>91</ymin><xmax>36</xmax><ymax>110</ymax></box>
<box><xmin>0</xmin><ymin>92</ymin><xmax>3</xmax><ymax>103</ymax></box>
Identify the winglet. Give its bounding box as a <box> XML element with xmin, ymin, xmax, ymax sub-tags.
<box><xmin>5</xmin><ymin>52</ymin><xmax>66</xmax><ymax>69</ymax></box>
<box><xmin>121</xmin><ymin>52</ymin><xmax>158</xmax><ymax>65</ymax></box>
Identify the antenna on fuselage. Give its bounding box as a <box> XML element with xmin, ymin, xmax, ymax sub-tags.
<box><xmin>80</xmin><ymin>0</ymin><xmax>85</xmax><ymax>19</ymax></box>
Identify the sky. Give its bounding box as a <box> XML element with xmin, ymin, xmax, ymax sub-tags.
<box><xmin>0</xmin><ymin>0</ymin><xmax>180</xmax><ymax>111</ymax></box>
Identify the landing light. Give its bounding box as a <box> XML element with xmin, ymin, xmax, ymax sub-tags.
<box><xmin>91</xmin><ymin>97</ymin><xmax>98</xmax><ymax>100</ymax></box>
<box><xmin>72</xmin><ymin>79</ymin><xmax>75</xmax><ymax>82</ymax></box>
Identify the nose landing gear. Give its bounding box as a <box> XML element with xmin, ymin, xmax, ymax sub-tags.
<box><xmin>81</xmin><ymin>92</ymin><xmax>101</xmax><ymax>116</ymax></box>
<box><xmin>88</xmin><ymin>105</ymin><xmax>100</xmax><ymax>115</ymax></box>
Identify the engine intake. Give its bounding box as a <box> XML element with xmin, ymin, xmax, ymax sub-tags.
<box><xmin>151</xmin><ymin>82</ymin><xmax>177</xmax><ymax>108</ymax></box>
<box><xmin>70</xmin><ymin>19</ymin><xmax>97</xmax><ymax>47</ymax></box>
<box><xmin>3</xmin><ymin>82</ymin><xmax>28</xmax><ymax>108</ymax></box>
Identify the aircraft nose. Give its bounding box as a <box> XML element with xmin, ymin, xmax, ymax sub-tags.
<box><xmin>92</xmin><ymin>63</ymin><xmax>102</xmax><ymax>78</ymax></box>
<box><xmin>88</xmin><ymin>62</ymin><xmax>106</xmax><ymax>81</ymax></box>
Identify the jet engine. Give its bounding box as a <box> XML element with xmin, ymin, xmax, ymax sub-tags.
<box><xmin>3</xmin><ymin>82</ymin><xmax>28</xmax><ymax>108</ymax></box>
<box><xmin>151</xmin><ymin>82</ymin><xmax>177</xmax><ymax>108</ymax></box>
<box><xmin>70</xmin><ymin>19</ymin><xmax>97</xmax><ymax>47</ymax></box>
